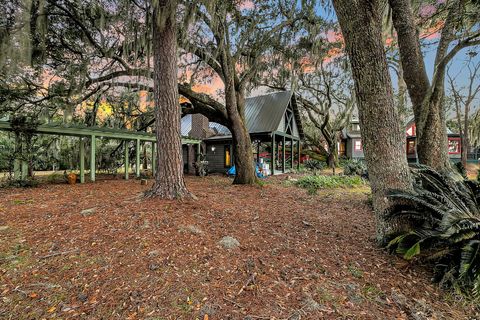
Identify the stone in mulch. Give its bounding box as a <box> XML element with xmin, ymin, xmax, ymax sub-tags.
<box><xmin>218</xmin><ymin>236</ymin><xmax>240</xmax><ymax>249</ymax></box>
<box><xmin>179</xmin><ymin>224</ymin><xmax>203</xmax><ymax>235</ymax></box>
<box><xmin>80</xmin><ymin>208</ymin><xmax>96</xmax><ymax>216</ymax></box>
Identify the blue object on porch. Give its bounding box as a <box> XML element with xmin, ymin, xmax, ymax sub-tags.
<box><xmin>226</xmin><ymin>163</ymin><xmax>266</xmax><ymax>178</ymax></box>
<box><xmin>227</xmin><ymin>165</ymin><xmax>236</xmax><ymax>176</ymax></box>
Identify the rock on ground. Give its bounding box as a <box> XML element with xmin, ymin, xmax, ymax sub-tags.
<box><xmin>218</xmin><ymin>236</ymin><xmax>240</xmax><ymax>249</ymax></box>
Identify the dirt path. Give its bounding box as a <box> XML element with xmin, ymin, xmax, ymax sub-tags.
<box><xmin>0</xmin><ymin>176</ymin><xmax>476</xmax><ymax>319</ymax></box>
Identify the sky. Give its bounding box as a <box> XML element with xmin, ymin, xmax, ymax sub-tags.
<box><xmin>203</xmin><ymin>1</ymin><xmax>479</xmax><ymax>110</ymax></box>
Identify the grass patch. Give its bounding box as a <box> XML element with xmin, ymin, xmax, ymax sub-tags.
<box><xmin>295</xmin><ymin>175</ymin><xmax>365</xmax><ymax>194</ymax></box>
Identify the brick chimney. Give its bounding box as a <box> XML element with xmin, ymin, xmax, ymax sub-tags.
<box><xmin>189</xmin><ymin>114</ymin><xmax>210</xmax><ymax>139</ymax></box>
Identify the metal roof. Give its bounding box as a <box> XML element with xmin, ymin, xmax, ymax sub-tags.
<box><xmin>181</xmin><ymin>91</ymin><xmax>303</xmax><ymax>138</ymax></box>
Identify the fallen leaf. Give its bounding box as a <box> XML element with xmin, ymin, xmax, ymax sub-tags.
<box><xmin>47</xmin><ymin>306</ymin><xmax>56</xmax><ymax>313</ymax></box>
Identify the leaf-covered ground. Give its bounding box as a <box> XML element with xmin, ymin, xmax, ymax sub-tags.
<box><xmin>0</xmin><ymin>175</ymin><xmax>477</xmax><ymax>319</ymax></box>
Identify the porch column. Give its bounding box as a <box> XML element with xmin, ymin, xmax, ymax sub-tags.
<box><xmin>282</xmin><ymin>136</ymin><xmax>286</xmax><ymax>173</ymax></box>
<box><xmin>152</xmin><ymin>142</ymin><xmax>156</xmax><ymax>176</ymax></box>
<box><xmin>79</xmin><ymin>137</ymin><xmax>85</xmax><ymax>183</ymax></box>
<box><xmin>196</xmin><ymin>143</ymin><xmax>201</xmax><ymax>162</ymax></box>
<box><xmin>21</xmin><ymin>160</ymin><xmax>28</xmax><ymax>179</ymax></box>
<box><xmin>297</xmin><ymin>140</ymin><xmax>301</xmax><ymax>170</ymax></box>
<box><xmin>13</xmin><ymin>137</ymin><xmax>21</xmax><ymax>180</ymax></box>
<box><xmin>290</xmin><ymin>137</ymin><xmax>294</xmax><ymax>169</ymax></box>
<box><xmin>124</xmin><ymin>140</ymin><xmax>129</xmax><ymax>180</ymax></box>
<box><xmin>256</xmin><ymin>141</ymin><xmax>260</xmax><ymax>163</ymax></box>
<box><xmin>136</xmin><ymin>139</ymin><xmax>140</xmax><ymax>178</ymax></box>
<box><xmin>271</xmin><ymin>134</ymin><xmax>275</xmax><ymax>175</ymax></box>
<box><xmin>13</xmin><ymin>159</ymin><xmax>21</xmax><ymax>180</ymax></box>
<box><xmin>90</xmin><ymin>135</ymin><xmax>96</xmax><ymax>182</ymax></box>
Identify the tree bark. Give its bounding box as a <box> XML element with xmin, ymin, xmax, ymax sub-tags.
<box><xmin>224</xmin><ymin>78</ymin><xmax>256</xmax><ymax>185</ymax></box>
<box><xmin>333</xmin><ymin>0</ymin><xmax>413</xmax><ymax>242</ymax></box>
<box><xmin>388</xmin><ymin>0</ymin><xmax>458</xmax><ymax>171</ymax></box>
<box><xmin>146</xmin><ymin>0</ymin><xmax>191</xmax><ymax>199</ymax></box>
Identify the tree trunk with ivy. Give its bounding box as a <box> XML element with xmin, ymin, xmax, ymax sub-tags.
<box><xmin>146</xmin><ymin>0</ymin><xmax>191</xmax><ymax>199</ymax></box>
<box><xmin>333</xmin><ymin>0</ymin><xmax>413</xmax><ymax>242</ymax></box>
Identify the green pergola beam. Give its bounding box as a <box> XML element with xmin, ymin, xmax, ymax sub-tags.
<box><xmin>0</xmin><ymin>121</ymin><xmax>201</xmax><ymax>145</ymax></box>
<box><xmin>80</xmin><ymin>137</ymin><xmax>85</xmax><ymax>183</ymax></box>
<box><xmin>90</xmin><ymin>135</ymin><xmax>96</xmax><ymax>182</ymax></box>
<box><xmin>124</xmin><ymin>140</ymin><xmax>129</xmax><ymax>180</ymax></box>
<box><xmin>136</xmin><ymin>139</ymin><xmax>140</xmax><ymax>178</ymax></box>
<box><xmin>152</xmin><ymin>142</ymin><xmax>156</xmax><ymax>176</ymax></box>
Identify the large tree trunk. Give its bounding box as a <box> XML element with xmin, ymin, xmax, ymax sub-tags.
<box><xmin>147</xmin><ymin>0</ymin><xmax>191</xmax><ymax>199</ymax></box>
<box><xmin>333</xmin><ymin>0</ymin><xmax>412</xmax><ymax>242</ymax></box>
<box><xmin>388</xmin><ymin>0</ymin><xmax>454</xmax><ymax>171</ymax></box>
<box><xmin>224</xmin><ymin>72</ymin><xmax>256</xmax><ymax>184</ymax></box>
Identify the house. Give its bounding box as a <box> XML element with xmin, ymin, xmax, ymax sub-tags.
<box><xmin>404</xmin><ymin>119</ymin><xmax>461</xmax><ymax>162</ymax></box>
<box><xmin>181</xmin><ymin>91</ymin><xmax>304</xmax><ymax>175</ymax></box>
<box><xmin>341</xmin><ymin>117</ymin><xmax>464</xmax><ymax>162</ymax></box>
<box><xmin>340</xmin><ymin>118</ymin><xmax>364</xmax><ymax>160</ymax></box>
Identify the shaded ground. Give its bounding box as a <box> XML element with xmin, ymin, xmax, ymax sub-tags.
<box><xmin>0</xmin><ymin>175</ymin><xmax>477</xmax><ymax>319</ymax></box>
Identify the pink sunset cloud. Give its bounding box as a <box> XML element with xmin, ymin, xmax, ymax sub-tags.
<box><xmin>238</xmin><ymin>0</ymin><xmax>255</xmax><ymax>10</ymax></box>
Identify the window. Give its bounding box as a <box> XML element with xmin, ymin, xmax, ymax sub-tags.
<box><xmin>351</xmin><ymin>123</ymin><xmax>360</xmax><ymax>132</ymax></box>
<box><xmin>448</xmin><ymin>138</ymin><xmax>461</xmax><ymax>154</ymax></box>
<box><xmin>354</xmin><ymin>140</ymin><xmax>362</xmax><ymax>151</ymax></box>
<box><xmin>224</xmin><ymin>145</ymin><xmax>232</xmax><ymax>167</ymax></box>
<box><xmin>407</xmin><ymin>140</ymin><xmax>416</xmax><ymax>154</ymax></box>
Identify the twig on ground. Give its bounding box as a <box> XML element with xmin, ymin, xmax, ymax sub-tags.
<box><xmin>223</xmin><ymin>296</ymin><xmax>244</xmax><ymax>309</ymax></box>
<box><xmin>39</xmin><ymin>249</ymin><xmax>79</xmax><ymax>260</ymax></box>
<box><xmin>237</xmin><ymin>272</ymin><xmax>257</xmax><ymax>295</ymax></box>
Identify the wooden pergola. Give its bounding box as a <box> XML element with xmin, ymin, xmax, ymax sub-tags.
<box><xmin>0</xmin><ymin>121</ymin><xmax>201</xmax><ymax>183</ymax></box>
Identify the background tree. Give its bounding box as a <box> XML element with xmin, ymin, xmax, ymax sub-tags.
<box><xmin>388</xmin><ymin>0</ymin><xmax>480</xmax><ymax>171</ymax></box>
<box><xmin>297</xmin><ymin>62</ymin><xmax>354</xmax><ymax>172</ymax></box>
<box><xmin>447</xmin><ymin>58</ymin><xmax>480</xmax><ymax>166</ymax></box>
<box><xmin>332</xmin><ymin>0</ymin><xmax>413</xmax><ymax>241</ymax></box>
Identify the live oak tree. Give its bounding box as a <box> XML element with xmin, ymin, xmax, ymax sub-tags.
<box><xmin>297</xmin><ymin>62</ymin><xmax>355</xmax><ymax>172</ymax></box>
<box><xmin>177</xmin><ymin>0</ymin><xmax>313</xmax><ymax>184</ymax></box>
<box><xmin>387</xmin><ymin>0</ymin><xmax>480</xmax><ymax>171</ymax></box>
<box><xmin>332</xmin><ymin>0</ymin><xmax>413</xmax><ymax>241</ymax></box>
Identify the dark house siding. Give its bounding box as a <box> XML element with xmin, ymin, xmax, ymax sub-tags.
<box><xmin>205</xmin><ymin>141</ymin><xmax>232</xmax><ymax>173</ymax></box>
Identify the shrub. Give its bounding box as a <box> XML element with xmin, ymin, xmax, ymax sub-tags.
<box><xmin>343</xmin><ymin>159</ymin><xmax>367</xmax><ymax>177</ymax></box>
<box><xmin>303</xmin><ymin>159</ymin><xmax>326</xmax><ymax>171</ymax></box>
<box><xmin>387</xmin><ymin>165</ymin><xmax>480</xmax><ymax>297</ymax></box>
<box><xmin>295</xmin><ymin>175</ymin><xmax>364</xmax><ymax>194</ymax></box>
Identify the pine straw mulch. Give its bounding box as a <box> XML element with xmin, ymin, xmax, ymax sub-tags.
<box><xmin>0</xmin><ymin>175</ymin><xmax>478</xmax><ymax>320</ymax></box>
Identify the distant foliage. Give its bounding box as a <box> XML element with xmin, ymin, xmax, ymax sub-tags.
<box><xmin>343</xmin><ymin>159</ymin><xmax>367</xmax><ymax>177</ymax></box>
<box><xmin>387</xmin><ymin>165</ymin><xmax>480</xmax><ymax>297</ymax></box>
<box><xmin>303</xmin><ymin>159</ymin><xmax>326</xmax><ymax>171</ymax></box>
<box><xmin>295</xmin><ymin>175</ymin><xmax>364</xmax><ymax>194</ymax></box>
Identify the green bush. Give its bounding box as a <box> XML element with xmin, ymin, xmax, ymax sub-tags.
<box><xmin>342</xmin><ymin>159</ymin><xmax>367</xmax><ymax>176</ymax></box>
<box><xmin>295</xmin><ymin>175</ymin><xmax>364</xmax><ymax>194</ymax></box>
<box><xmin>387</xmin><ymin>165</ymin><xmax>480</xmax><ymax>298</ymax></box>
<box><xmin>303</xmin><ymin>159</ymin><xmax>326</xmax><ymax>171</ymax></box>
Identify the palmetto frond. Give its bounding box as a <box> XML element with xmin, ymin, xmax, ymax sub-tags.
<box><xmin>387</xmin><ymin>165</ymin><xmax>480</xmax><ymax>297</ymax></box>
